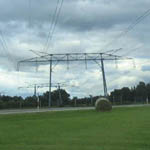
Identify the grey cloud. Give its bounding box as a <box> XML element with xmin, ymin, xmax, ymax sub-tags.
<box><xmin>0</xmin><ymin>0</ymin><xmax>149</xmax><ymax>32</ymax></box>
<box><xmin>57</xmin><ymin>0</ymin><xmax>150</xmax><ymax>31</ymax></box>
<box><xmin>142</xmin><ymin>65</ymin><xmax>150</xmax><ymax>72</ymax></box>
<box><xmin>0</xmin><ymin>0</ymin><xmax>150</xmax><ymax>97</ymax></box>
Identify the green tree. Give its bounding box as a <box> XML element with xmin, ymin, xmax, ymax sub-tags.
<box><xmin>146</xmin><ymin>83</ymin><xmax>150</xmax><ymax>101</ymax></box>
<box><xmin>121</xmin><ymin>87</ymin><xmax>131</xmax><ymax>104</ymax></box>
<box><xmin>136</xmin><ymin>82</ymin><xmax>147</xmax><ymax>103</ymax></box>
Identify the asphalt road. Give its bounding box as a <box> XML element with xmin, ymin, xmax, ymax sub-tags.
<box><xmin>0</xmin><ymin>104</ymin><xmax>150</xmax><ymax>115</ymax></box>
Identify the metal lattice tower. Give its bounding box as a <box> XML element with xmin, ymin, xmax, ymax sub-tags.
<box><xmin>18</xmin><ymin>51</ymin><xmax>132</xmax><ymax>107</ymax></box>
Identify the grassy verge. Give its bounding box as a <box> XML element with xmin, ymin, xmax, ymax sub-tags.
<box><xmin>0</xmin><ymin>106</ymin><xmax>150</xmax><ymax>150</ymax></box>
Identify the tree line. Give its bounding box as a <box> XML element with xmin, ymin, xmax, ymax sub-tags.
<box><xmin>0</xmin><ymin>81</ymin><xmax>150</xmax><ymax>109</ymax></box>
<box><xmin>109</xmin><ymin>81</ymin><xmax>150</xmax><ymax>104</ymax></box>
<box><xmin>0</xmin><ymin>88</ymin><xmax>99</xmax><ymax>109</ymax></box>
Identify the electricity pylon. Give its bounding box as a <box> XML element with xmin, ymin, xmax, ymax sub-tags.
<box><xmin>18</xmin><ymin>51</ymin><xmax>133</xmax><ymax>107</ymax></box>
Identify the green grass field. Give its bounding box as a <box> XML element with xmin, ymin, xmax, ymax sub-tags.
<box><xmin>0</xmin><ymin>107</ymin><xmax>150</xmax><ymax>150</ymax></box>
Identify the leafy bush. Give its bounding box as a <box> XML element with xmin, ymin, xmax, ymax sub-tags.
<box><xmin>95</xmin><ymin>98</ymin><xmax>112</xmax><ymax>112</ymax></box>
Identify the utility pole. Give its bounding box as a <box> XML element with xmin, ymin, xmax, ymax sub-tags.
<box><xmin>120</xmin><ymin>95</ymin><xmax>123</xmax><ymax>105</ymax></box>
<box><xmin>89</xmin><ymin>95</ymin><xmax>93</xmax><ymax>106</ymax></box>
<box><xmin>58</xmin><ymin>83</ymin><xmax>62</xmax><ymax>106</ymax></box>
<box><xmin>146</xmin><ymin>97</ymin><xmax>149</xmax><ymax>104</ymax></box>
<box><xmin>74</xmin><ymin>97</ymin><xmax>77</xmax><ymax>107</ymax></box>
<box><xmin>34</xmin><ymin>84</ymin><xmax>37</xmax><ymax>96</ymax></box>
<box><xmin>37</xmin><ymin>93</ymin><xmax>40</xmax><ymax>110</ymax></box>
<box><xmin>18</xmin><ymin>84</ymin><xmax>39</xmax><ymax>109</ymax></box>
<box><xmin>49</xmin><ymin>59</ymin><xmax>52</xmax><ymax>108</ymax></box>
<box><xmin>113</xmin><ymin>95</ymin><xmax>115</xmax><ymax>105</ymax></box>
<box><xmin>100</xmin><ymin>54</ymin><xmax>108</xmax><ymax>97</ymax></box>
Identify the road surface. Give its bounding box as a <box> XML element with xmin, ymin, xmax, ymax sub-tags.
<box><xmin>0</xmin><ymin>104</ymin><xmax>150</xmax><ymax>115</ymax></box>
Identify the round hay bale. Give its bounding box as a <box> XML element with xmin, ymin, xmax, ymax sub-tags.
<box><xmin>95</xmin><ymin>97</ymin><xmax>112</xmax><ymax>112</ymax></box>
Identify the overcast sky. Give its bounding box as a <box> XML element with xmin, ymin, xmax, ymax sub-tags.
<box><xmin>0</xmin><ymin>0</ymin><xmax>150</xmax><ymax>98</ymax></box>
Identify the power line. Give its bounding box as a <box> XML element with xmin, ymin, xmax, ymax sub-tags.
<box><xmin>133</xmin><ymin>60</ymin><xmax>150</xmax><ymax>68</ymax></box>
<box><xmin>44</xmin><ymin>0</ymin><xmax>64</xmax><ymax>53</ymax></box>
<box><xmin>140</xmin><ymin>61</ymin><xmax>150</xmax><ymax>66</ymax></box>
<box><xmin>0</xmin><ymin>30</ymin><xmax>15</xmax><ymax>67</ymax></box>
<box><xmin>28</xmin><ymin>0</ymin><xmax>32</xmax><ymax>27</ymax></box>
<box><xmin>28</xmin><ymin>0</ymin><xmax>31</xmax><ymax>51</ymax></box>
<box><xmin>46</xmin><ymin>0</ymin><xmax>64</xmax><ymax>52</ymax></box>
<box><xmin>104</xmin><ymin>8</ymin><xmax>150</xmax><ymax>53</ymax></box>
<box><xmin>48</xmin><ymin>0</ymin><xmax>64</xmax><ymax>43</ymax></box>
<box><xmin>105</xmin><ymin>48</ymin><xmax>122</xmax><ymax>54</ymax></box>
<box><xmin>121</xmin><ymin>45</ymin><xmax>143</xmax><ymax>56</ymax></box>
<box><xmin>43</xmin><ymin>0</ymin><xmax>60</xmax><ymax>52</ymax></box>
<box><xmin>120</xmin><ymin>9</ymin><xmax>150</xmax><ymax>36</ymax></box>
